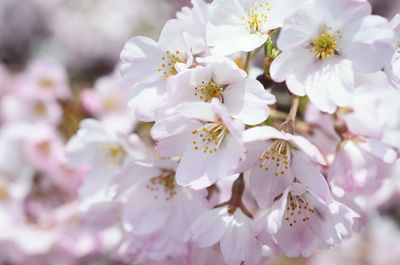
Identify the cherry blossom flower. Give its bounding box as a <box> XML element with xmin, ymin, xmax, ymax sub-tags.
<box><xmin>15</xmin><ymin>59</ymin><xmax>71</xmax><ymax>101</ymax></box>
<box><xmin>207</xmin><ymin>0</ymin><xmax>304</xmax><ymax>55</ymax></box>
<box><xmin>329</xmin><ymin>137</ymin><xmax>398</xmax><ymax>196</ymax></box>
<box><xmin>65</xmin><ymin>119</ymin><xmax>148</xmax><ymax>197</ymax></box>
<box><xmin>342</xmin><ymin>72</ymin><xmax>400</xmax><ymax>149</ymax></box>
<box><xmin>239</xmin><ymin>126</ymin><xmax>330</xmax><ymax>207</ymax></box>
<box><xmin>256</xmin><ymin>183</ymin><xmax>358</xmax><ymax>257</ymax></box>
<box><xmin>185</xmin><ymin>206</ymin><xmax>262</xmax><ymax>265</ymax></box>
<box><xmin>80</xmin><ymin>68</ymin><xmax>137</xmax><ymax>134</ymax></box>
<box><xmin>270</xmin><ymin>0</ymin><xmax>395</xmax><ymax>113</ymax></box>
<box><xmin>120</xmin><ymin>19</ymin><xmax>193</xmax><ymax>121</ymax></box>
<box><xmin>152</xmin><ymin>100</ymin><xmax>245</xmax><ymax>189</ymax></box>
<box><xmin>117</xmin><ymin>160</ymin><xmax>208</xmax><ymax>238</ymax></box>
<box><xmin>164</xmin><ymin>56</ymin><xmax>276</xmax><ymax>125</ymax></box>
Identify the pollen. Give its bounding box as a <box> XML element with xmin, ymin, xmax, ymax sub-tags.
<box><xmin>39</xmin><ymin>77</ymin><xmax>55</xmax><ymax>90</ymax></box>
<box><xmin>243</xmin><ymin>1</ymin><xmax>270</xmax><ymax>33</ymax></box>
<box><xmin>258</xmin><ymin>139</ymin><xmax>291</xmax><ymax>176</ymax></box>
<box><xmin>194</xmin><ymin>81</ymin><xmax>225</xmax><ymax>103</ymax></box>
<box><xmin>311</xmin><ymin>31</ymin><xmax>340</xmax><ymax>61</ymax></box>
<box><xmin>191</xmin><ymin>121</ymin><xmax>228</xmax><ymax>154</ymax></box>
<box><xmin>104</xmin><ymin>143</ymin><xmax>126</xmax><ymax>168</ymax></box>
<box><xmin>146</xmin><ymin>171</ymin><xmax>177</xmax><ymax>201</ymax></box>
<box><xmin>284</xmin><ymin>193</ymin><xmax>315</xmax><ymax>227</ymax></box>
<box><xmin>157</xmin><ymin>50</ymin><xmax>184</xmax><ymax>80</ymax></box>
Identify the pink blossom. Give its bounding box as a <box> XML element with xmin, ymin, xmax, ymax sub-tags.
<box><xmin>152</xmin><ymin>100</ymin><xmax>245</xmax><ymax>189</ymax></box>
<box><xmin>329</xmin><ymin>137</ymin><xmax>397</xmax><ymax>196</ymax></box>
<box><xmin>239</xmin><ymin>126</ymin><xmax>331</xmax><ymax>207</ymax></box>
<box><xmin>256</xmin><ymin>183</ymin><xmax>358</xmax><ymax>257</ymax></box>
<box><xmin>185</xmin><ymin>206</ymin><xmax>262</xmax><ymax>265</ymax></box>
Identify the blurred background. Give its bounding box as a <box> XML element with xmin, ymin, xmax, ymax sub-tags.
<box><xmin>0</xmin><ymin>0</ymin><xmax>399</xmax><ymax>265</ymax></box>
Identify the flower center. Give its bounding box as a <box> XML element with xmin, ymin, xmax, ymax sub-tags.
<box><xmin>243</xmin><ymin>1</ymin><xmax>270</xmax><ymax>33</ymax></box>
<box><xmin>146</xmin><ymin>171</ymin><xmax>177</xmax><ymax>201</ymax></box>
<box><xmin>311</xmin><ymin>31</ymin><xmax>339</xmax><ymax>61</ymax></box>
<box><xmin>33</xmin><ymin>101</ymin><xmax>46</xmax><ymax>115</ymax></box>
<box><xmin>284</xmin><ymin>193</ymin><xmax>315</xmax><ymax>227</ymax></box>
<box><xmin>192</xmin><ymin>121</ymin><xmax>228</xmax><ymax>154</ymax></box>
<box><xmin>156</xmin><ymin>50</ymin><xmax>185</xmax><ymax>80</ymax></box>
<box><xmin>105</xmin><ymin>144</ymin><xmax>126</xmax><ymax>168</ymax></box>
<box><xmin>194</xmin><ymin>81</ymin><xmax>225</xmax><ymax>103</ymax></box>
<box><xmin>259</xmin><ymin>139</ymin><xmax>291</xmax><ymax>176</ymax></box>
<box><xmin>39</xmin><ymin>77</ymin><xmax>55</xmax><ymax>90</ymax></box>
<box><xmin>0</xmin><ymin>186</ymin><xmax>8</xmax><ymax>201</ymax></box>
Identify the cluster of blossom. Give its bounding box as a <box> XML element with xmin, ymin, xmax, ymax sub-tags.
<box><xmin>65</xmin><ymin>0</ymin><xmax>400</xmax><ymax>265</ymax></box>
<box><xmin>0</xmin><ymin>60</ymin><xmax>124</xmax><ymax>265</ymax></box>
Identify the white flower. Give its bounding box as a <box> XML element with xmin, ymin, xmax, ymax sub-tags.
<box><xmin>65</xmin><ymin>119</ymin><xmax>147</xmax><ymax>197</ymax></box>
<box><xmin>239</xmin><ymin>126</ymin><xmax>330</xmax><ymax>207</ymax></box>
<box><xmin>185</xmin><ymin>207</ymin><xmax>262</xmax><ymax>265</ymax></box>
<box><xmin>207</xmin><ymin>0</ymin><xmax>305</xmax><ymax>55</ymax></box>
<box><xmin>256</xmin><ymin>183</ymin><xmax>358</xmax><ymax>257</ymax></box>
<box><xmin>118</xmin><ymin>160</ymin><xmax>208</xmax><ymax>239</ymax></box>
<box><xmin>120</xmin><ymin>19</ymin><xmax>193</xmax><ymax>121</ymax></box>
<box><xmin>152</xmin><ymin>100</ymin><xmax>245</xmax><ymax>189</ymax></box>
<box><xmin>271</xmin><ymin>0</ymin><xmax>395</xmax><ymax>113</ymax></box>
<box><xmin>163</xmin><ymin>56</ymin><xmax>276</xmax><ymax>125</ymax></box>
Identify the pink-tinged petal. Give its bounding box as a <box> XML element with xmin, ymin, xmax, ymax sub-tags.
<box><xmin>78</xmin><ymin>168</ymin><xmax>110</xmax><ymax>197</ymax></box>
<box><xmin>158</xmin><ymin>19</ymin><xmax>187</xmax><ymax>52</ymax></box>
<box><xmin>167</xmin><ymin>189</ymin><xmax>208</xmax><ymax>241</ymax></box>
<box><xmin>127</xmin><ymin>83</ymin><xmax>166</xmax><ymax>122</ymax></box>
<box><xmin>120</xmin><ymin>36</ymin><xmax>164</xmax><ymax>84</ymax></box>
<box><xmin>319</xmin><ymin>0</ymin><xmax>371</xmax><ymax>28</ymax></box>
<box><xmin>359</xmin><ymin>138</ymin><xmax>398</xmax><ymax>164</ymax></box>
<box><xmin>330</xmin><ymin>141</ymin><xmax>378</xmax><ymax>195</ymax></box>
<box><xmin>291</xmin><ymin>151</ymin><xmax>332</xmax><ymax>203</ymax></box>
<box><xmin>184</xmin><ymin>207</ymin><xmax>230</xmax><ymax>247</ymax></box>
<box><xmin>305</xmin><ymin>58</ymin><xmax>354</xmax><ymax>114</ymax></box>
<box><xmin>198</xmin><ymin>56</ymin><xmax>246</xmax><ymax>84</ymax></box>
<box><xmin>167</xmin><ymin>66</ymin><xmax>211</xmax><ymax>103</ymax></box>
<box><xmin>249</xmin><ymin>162</ymin><xmax>294</xmax><ymax>208</ymax></box>
<box><xmin>211</xmin><ymin>99</ymin><xmax>245</xmax><ymax>143</ymax></box>
<box><xmin>122</xmin><ymin>181</ymin><xmax>170</xmax><ymax>235</ymax></box>
<box><xmin>176</xmin><ymin>134</ymin><xmax>244</xmax><ymax>189</ymax></box>
<box><xmin>270</xmin><ymin>49</ymin><xmax>314</xmax><ymax>96</ymax></box>
<box><xmin>175</xmin><ymin>102</ymin><xmax>217</xmax><ymax>122</ymax></box>
<box><xmin>112</xmin><ymin>161</ymin><xmax>161</xmax><ymax>197</ymax></box>
<box><xmin>263</xmin><ymin>188</ymin><xmax>290</xmax><ymax>234</ymax></box>
<box><xmin>286</xmin><ymin>134</ymin><xmax>326</xmax><ymax>165</ymax></box>
<box><xmin>277</xmin><ymin>5</ymin><xmax>323</xmax><ymax>50</ymax></box>
<box><xmin>210</xmin><ymin>0</ymin><xmax>245</xmax><ymax>26</ymax></box>
<box><xmin>243</xmin><ymin>126</ymin><xmax>285</xmax><ymax>143</ymax></box>
<box><xmin>224</xmin><ymin>78</ymin><xmax>276</xmax><ymax>125</ymax></box>
<box><xmin>342</xmin><ymin>16</ymin><xmax>395</xmax><ymax>73</ymax></box>
<box><xmin>236</xmin><ymin>141</ymin><xmax>269</xmax><ymax>173</ymax></box>
<box><xmin>275</xmin><ymin>221</ymin><xmax>321</xmax><ymax>257</ymax></box>
<box><xmin>152</xmin><ymin>115</ymin><xmax>203</xmax><ymax>157</ymax></box>
<box><xmin>220</xmin><ymin>210</ymin><xmax>262</xmax><ymax>265</ymax></box>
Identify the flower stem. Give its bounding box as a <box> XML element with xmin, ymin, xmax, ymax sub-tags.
<box><xmin>280</xmin><ymin>95</ymin><xmax>299</xmax><ymax>133</ymax></box>
<box><xmin>244</xmin><ymin>52</ymin><xmax>252</xmax><ymax>73</ymax></box>
<box><xmin>227</xmin><ymin>173</ymin><xmax>253</xmax><ymax>218</ymax></box>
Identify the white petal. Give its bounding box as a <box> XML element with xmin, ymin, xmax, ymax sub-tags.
<box><xmin>220</xmin><ymin>210</ymin><xmax>262</xmax><ymax>265</ymax></box>
<box><xmin>120</xmin><ymin>37</ymin><xmax>164</xmax><ymax>84</ymax></box>
<box><xmin>305</xmin><ymin>58</ymin><xmax>354</xmax><ymax>114</ymax></box>
<box><xmin>185</xmin><ymin>207</ymin><xmax>230</xmax><ymax>247</ymax></box>
<box><xmin>342</xmin><ymin>15</ymin><xmax>395</xmax><ymax>73</ymax></box>
<box><xmin>224</xmin><ymin>79</ymin><xmax>276</xmax><ymax>125</ymax></box>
